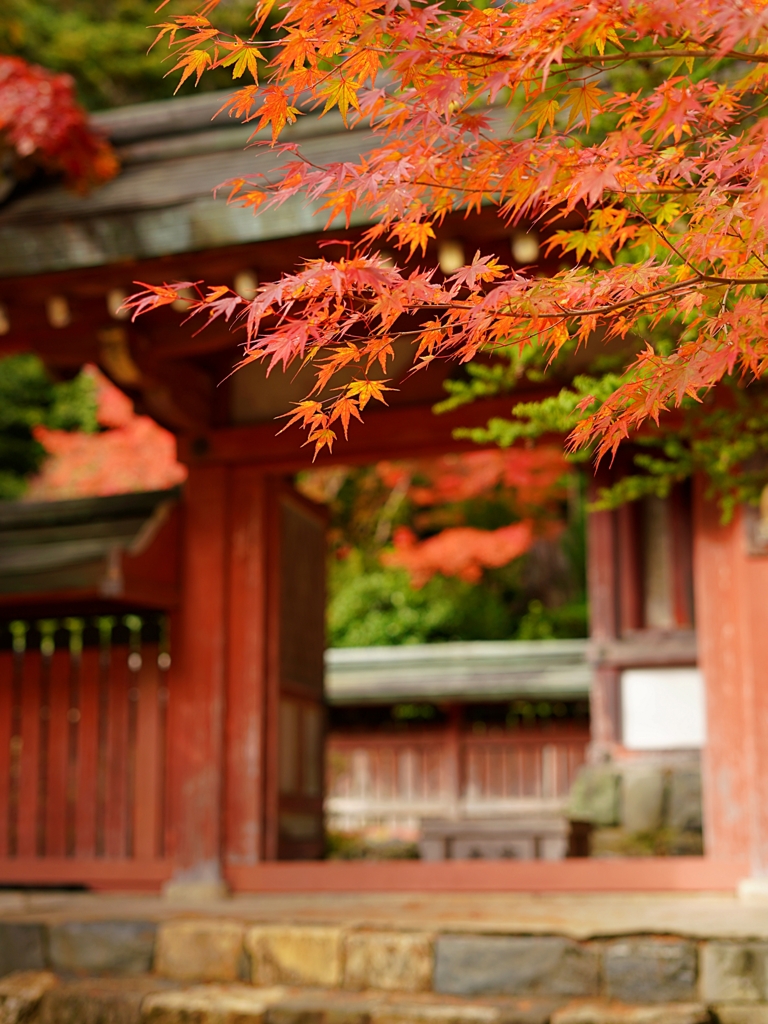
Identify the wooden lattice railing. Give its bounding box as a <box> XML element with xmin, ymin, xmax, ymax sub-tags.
<box><xmin>326</xmin><ymin>727</ymin><xmax>589</xmax><ymax>833</ymax></box>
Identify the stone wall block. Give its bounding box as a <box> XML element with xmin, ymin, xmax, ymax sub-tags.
<box><xmin>433</xmin><ymin>936</ymin><xmax>600</xmax><ymax>998</ymax></box>
<box><xmin>551</xmin><ymin>1001</ymin><xmax>708</xmax><ymax>1024</ymax></box>
<box><xmin>246</xmin><ymin>927</ymin><xmax>344</xmax><ymax>988</ymax></box>
<box><xmin>713</xmin><ymin>1005</ymin><xmax>768</xmax><ymax>1024</ymax></box>
<box><xmin>700</xmin><ymin>942</ymin><xmax>768</xmax><ymax>1003</ymax></box>
<box><xmin>155</xmin><ymin>921</ymin><xmax>246</xmax><ymax>983</ymax></box>
<box><xmin>266</xmin><ymin>999</ymin><xmax>371</xmax><ymax>1024</ymax></box>
<box><xmin>142</xmin><ymin>984</ymin><xmax>279</xmax><ymax>1024</ymax></box>
<box><xmin>370</xmin><ymin>1004</ymin><xmax>501</xmax><ymax>1024</ymax></box>
<box><xmin>0</xmin><ymin>925</ymin><xmax>46</xmax><ymax>978</ymax></box>
<box><xmin>604</xmin><ymin>940</ymin><xmax>697</xmax><ymax>1004</ymax></box>
<box><xmin>0</xmin><ymin>971</ymin><xmax>57</xmax><ymax>1024</ymax></box>
<box><xmin>343</xmin><ymin>932</ymin><xmax>433</xmax><ymax>993</ymax></box>
<box><xmin>49</xmin><ymin>921</ymin><xmax>156</xmax><ymax>976</ymax></box>
<box><xmin>39</xmin><ymin>977</ymin><xmax>166</xmax><ymax>1024</ymax></box>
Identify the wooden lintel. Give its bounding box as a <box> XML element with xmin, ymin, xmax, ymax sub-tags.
<box><xmin>179</xmin><ymin>395</ymin><xmax>547</xmax><ymax>470</ymax></box>
<box><xmin>589</xmin><ymin>630</ymin><xmax>698</xmax><ymax>669</ymax></box>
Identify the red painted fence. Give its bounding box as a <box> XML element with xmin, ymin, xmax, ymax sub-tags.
<box><xmin>0</xmin><ymin>618</ymin><xmax>173</xmax><ymax>888</ymax></box>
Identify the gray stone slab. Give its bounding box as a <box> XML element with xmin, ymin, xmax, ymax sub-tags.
<box><xmin>49</xmin><ymin>920</ymin><xmax>156</xmax><ymax>976</ymax></box>
<box><xmin>604</xmin><ymin>939</ymin><xmax>697</xmax><ymax>1003</ymax></box>
<box><xmin>0</xmin><ymin>924</ymin><xmax>47</xmax><ymax>976</ymax></box>
<box><xmin>434</xmin><ymin>936</ymin><xmax>599</xmax><ymax>998</ymax></box>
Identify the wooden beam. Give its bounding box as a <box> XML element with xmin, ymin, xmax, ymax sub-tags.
<box><xmin>225</xmin><ymin>856</ymin><xmax>747</xmax><ymax>893</ymax></box>
<box><xmin>179</xmin><ymin>395</ymin><xmax>541</xmax><ymax>471</ymax></box>
<box><xmin>590</xmin><ymin>630</ymin><xmax>697</xmax><ymax>669</ymax></box>
<box><xmin>0</xmin><ymin>858</ymin><xmax>172</xmax><ymax>889</ymax></box>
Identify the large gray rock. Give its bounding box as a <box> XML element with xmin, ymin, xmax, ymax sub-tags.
<box><xmin>567</xmin><ymin>767</ymin><xmax>620</xmax><ymax>827</ymax></box>
<box><xmin>49</xmin><ymin>921</ymin><xmax>156</xmax><ymax>976</ymax></box>
<box><xmin>0</xmin><ymin>926</ymin><xmax>46</xmax><ymax>978</ymax></box>
<box><xmin>620</xmin><ymin>768</ymin><xmax>665</xmax><ymax>834</ymax></box>
<box><xmin>604</xmin><ymin>940</ymin><xmax>697</xmax><ymax>1004</ymax></box>
<box><xmin>434</xmin><ymin>936</ymin><xmax>599</xmax><ymax>998</ymax></box>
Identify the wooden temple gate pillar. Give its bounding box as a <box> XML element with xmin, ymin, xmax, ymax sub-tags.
<box><xmin>693</xmin><ymin>482</ymin><xmax>768</xmax><ymax>878</ymax></box>
<box><xmin>166</xmin><ymin>462</ymin><xmax>326</xmax><ymax>888</ymax></box>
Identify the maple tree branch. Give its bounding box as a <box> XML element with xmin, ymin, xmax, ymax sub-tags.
<box><xmin>554</xmin><ymin>280</ymin><xmax>706</xmax><ymax>316</ymax></box>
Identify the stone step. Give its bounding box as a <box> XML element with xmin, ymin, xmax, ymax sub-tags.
<box><xmin>0</xmin><ymin>972</ymin><xmax>714</xmax><ymax>1024</ymax></box>
<box><xmin>2</xmin><ymin>913</ymin><xmax>768</xmax><ymax>1024</ymax></box>
<box><xmin>0</xmin><ymin>914</ymin><xmax>763</xmax><ymax>1009</ymax></box>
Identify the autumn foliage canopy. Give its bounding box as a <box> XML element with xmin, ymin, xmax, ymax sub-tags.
<box><xmin>128</xmin><ymin>0</ymin><xmax>768</xmax><ymax>458</ymax></box>
<box><xmin>378</xmin><ymin>448</ymin><xmax>567</xmax><ymax>585</ymax></box>
<box><xmin>0</xmin><ymin>56</ymin><xmax>117</xmax><ymax>189</ymax></box>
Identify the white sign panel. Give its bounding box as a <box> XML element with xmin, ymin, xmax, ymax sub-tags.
<box><xmin>621</xmin><ymin>667</ymin><xmax>706</xmax><ymax>751</ymax></box>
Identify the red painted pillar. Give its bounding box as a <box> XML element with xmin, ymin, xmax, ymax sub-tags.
<box><xmin>224</xmin><ymin>467</ymin><xmax>269</xmax><ymax>867</ymax></box>
<box><xmin>694</xmin><ymin>485</ymin><xmax>768</xmax><ymax>874</ymax></box>
<box><xmin>166</xmin><ymin>464</ymin><xmax>229</xmax><ymax>886</ymax></box>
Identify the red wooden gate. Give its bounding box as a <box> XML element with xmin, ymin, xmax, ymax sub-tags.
<box><xmin>0</xmin><ymin>616</ymin><xmax>172</xmax><ymax>888</ymax></box>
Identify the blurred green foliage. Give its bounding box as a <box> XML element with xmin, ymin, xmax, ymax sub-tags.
<box><xmin>0</xmin><ymin>0</ymin><xmax>256</xmax><ymax>110</ymax></box>
<box><xmin>0</xmin><ymin>354</ymin><xmax>97</xmax><ymax>500</ymax></box>
<box><xmin>314</xmin><ymin>459</ymin><xmax>588</xmax><ymax>647</ymax></box>
<box><xmin>327</xmin><ymin>553</ymin><xmax>514</xmax><ymax>647</ymax></box>
<box><xmin>328</xmin><ymin>554</ymin><xmax>588</xmax><ymax>646</ymax></box>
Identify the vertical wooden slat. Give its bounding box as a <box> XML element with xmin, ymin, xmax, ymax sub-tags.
<box><xmin>104</xmin><ymin>647</ymin><xmax>130</xmax><ymax>858</ymax></box>
<box><xmin>156</xmin><ymin>660</ymin><xmax>170</xmax><ymax>860</ymax></box>
<box><xmin>17</xmin><ymin>651</ymin><xmax>42</xmax><ymax>858</ymax></box>
<box><xmin>670</xmin><ymin>482</ymin><xmax>695</xmax><ymax>628</ymax></box>
<box><xmin>0</xmin><ymin>651</ymin><xmax>14</xmax><ymax>857</ymax></box>
<box><xmin>124</xmin><ymin>659</ymin><xmax>140</xmax><ymax>859</ymax></box>
<box><xmin>75</xmin><ymin>647</ymin><xmax>100</xmax><ymax>857</ymax></box>
<box><xmin>45</xmin><ymin>649</ymin><xmax>70</xmax><ymax>857</ymax></box>
<box><xmin>134</xmin><ymin>646</ymin><xmax>162</xmax><ymax>861</ymax></box>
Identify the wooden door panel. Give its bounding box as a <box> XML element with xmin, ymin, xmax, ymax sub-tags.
<box><xmin>271</xmin><ymin>487</ymin><xmax>327</xmax><ymax>860</ymax></box>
